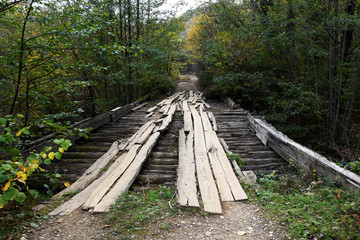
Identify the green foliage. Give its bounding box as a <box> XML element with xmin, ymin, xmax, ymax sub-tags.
<box><xmin>106</xmin><ymin>186</ymin><xmax>176</xmax><ymax>238</ymax></box>
<box><xmin>251</xmin><ymin>174</ymin><xmax>360</xmax><ymax>239</ymax></box>
<box><xmin>226</xmin><ymin>153</ymin><xmax>244</xmax><ymax>166</ymax></box>
<box><xmin>0</xmin><ymin>116</ymin><xmax>71</xmax><ymax>209</ymax></box>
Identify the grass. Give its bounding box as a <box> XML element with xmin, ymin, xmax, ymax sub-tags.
<box><xmin>106</xmin><ymin>186</ymin><xmax>178</xmax><ymax>239</ymax></box>
<box><xmin>244</xmin><ymin>169</ymin><xmax>360</xmax><ymax>239</ymax></box>
<box><xmin>226</xmin><ymin>153</ymin><xmax>244</xmax><ymax>166</ymax></box>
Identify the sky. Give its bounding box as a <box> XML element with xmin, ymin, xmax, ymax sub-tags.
<box><xmin>159</xmin><ymin>0</ymin><xmax>210</xmax><ymax>17</ymax></box>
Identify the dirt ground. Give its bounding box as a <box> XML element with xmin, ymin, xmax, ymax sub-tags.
<box><xmin>22</xmin><ymin>76</ymin><xmax>290</xmax><ymax>239</ymax></box>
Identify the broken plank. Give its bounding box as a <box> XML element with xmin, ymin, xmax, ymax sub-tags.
<box><xmin>53</xmin><ymin>141</ymin><xmax>119</xmax><ymax>199</ymax></box>
<box><xmin>177</xmin><ymin>129</ymin><xmax>199</xmax><ymax>207</ymax></box>
<box><xmin>190</xmin><ymin>106</ymin><xmax>222</xmax><ymax>214</ymax></box>
<box><xmin>158</xmin><ymin>105</ymin><xmax>176</xmax><ymax>132</ymax></box>
<box><xmin>145</xmin><ymin>112</ymin><xmax>154</xmax><ymax>118</ymax></box>
<box><xmin>93</xmin><ymin>132</ymin><xmax>161</xmax><ymax>212</ymax></box>
<box><xmin>125</xmin><ymin>120</ymin><xmax>155</xmax><ymax>150</ymax></box>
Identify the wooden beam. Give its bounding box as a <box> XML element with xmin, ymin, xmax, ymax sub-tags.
<box><xmin>146</xmin><ymin>106</ymin><xmax>158</xmax><ymax>113</ymax></box>
<box><xmin>177</xmin><ymin>129</ymin><xmax>199</xmax><ymax>207</ymax></box>
<box><xmin>132</xmin><ymin>102</ymin><xmax>148</xmax><ymax>111</ymax></box>
<box><xmin>200</xmin><ymin>109</ymin><xmax>247</xmax><ymax>201</ymax></box>
<box><xmin>190</xmin><ymin>106</ymin><xmax>222</xmax><ymax>214</ymax></box>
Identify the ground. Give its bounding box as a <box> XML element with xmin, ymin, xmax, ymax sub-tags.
<box><xmin>22</xmin><ymin>75</ymin><xmax>289</xmax><ymax>240</ymax></box>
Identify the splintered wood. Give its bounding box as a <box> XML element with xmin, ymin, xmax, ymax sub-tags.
<box><xmin>50</xmin><ymin>91</ymin><xmax>247</xmax><ymax>216</ymax></box>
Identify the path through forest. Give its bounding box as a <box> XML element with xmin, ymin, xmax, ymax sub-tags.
<box><xmin>25</xmin><ymin>76</ymin><xmax>289</xmax><ymax>240</ymax></box>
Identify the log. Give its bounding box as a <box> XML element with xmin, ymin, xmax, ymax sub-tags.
<box><xmin>83</xmin><ymin>144</ymin><xmax>141</xmax><ymax>210</ymax></box>
<box><xmin>52</xmin><ymin>141</ymin><xmax>119</xmax><ymax>199</ymax></box>
<box><xmin>190</xmin><ymin>106</ymin><xmax>222</xmax><ymax>214</ymax></box>
<box><xmin>177</xmin><ymin>129</ymin><xmax>199</xmax><ymax>207</ymax></box>
<box><xmin>200</xmin><ymin>109</ymin><xmax>247</xmax><ymax>201</ymax></box>
<box><xmin>93</xmin><ymin>132</ymin><xmax>161</xmax><ymax>212</ymax></box>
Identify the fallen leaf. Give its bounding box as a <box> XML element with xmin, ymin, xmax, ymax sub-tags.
<box><xmin>337</xmin><ymin>190</ymin><xmax>342</xmax><ymax>200</ymax></box>
<box><xmin>237</xmin><ymin>231</ymin><xmax>247</xmax><ymax>236</ymax></box>
<box><xmin>64</xmin><ymin>182</ymin><xmax>71</xmax><ymax>188</ymax></box>
<box><xmin>56</xmin><ymin>218</ymin><xmax>63</xmax><ymax>223</ymax></box>
<box><xmin>102</xmin><ymin>224</ymin><xmax>111</xmax><ymax>229</ymax></box>
<box><xmin>255</xmin><ymin>208</ymin><xmax>260</xmax><ymax>212</ymax></box>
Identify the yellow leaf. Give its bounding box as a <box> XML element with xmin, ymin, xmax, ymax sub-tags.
<box><xmin>64</xmin><ymin>182</ymin><xmax>71</xmax><ymax>188</ymax></box>
<box><xmin>42</xmin><ymin>153</ymin><xmax>47</xmax><ymax>159</ymax></box>
<box><xmin>48</xmin><ymin>152</ymin><xmax>55</xmax><ymax>160</ymax></box>
<box><xmin>2</xmin><ymin>180</ymin><xmax>12</xmax><ymax>192</ymax></box>
<box><xmin>58</xmin><ymin>147</ymin><xmax>64</xmax><ymax>154</ymax></box>
<box><xmin>38</xmin><ymin>166</ymin><xmax>45</xmax><ymax>172</ymax></box>
<box><xmin>16</xmin><ymin>171</ymin><xmax>27</xmax><ymax>181</ymax></box>
<box><xmin>16</xmin><ymin>129</ymin><xmax>23</xmax><ymax>137</ymax></box>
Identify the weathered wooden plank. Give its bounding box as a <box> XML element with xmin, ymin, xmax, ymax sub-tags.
<box><xmin>53</xmin><ymin>141</ymin><xmax>120</xmax><ymax>199</ymax></box>
<box><xmin>125</xmin><ymin>120</ymin><xmax>155</xmax><ymax>150</ymax></box>
<box><xmin>146</xmin><ymin>106</ymin><xmax>158</xmax><ymax>113</ymax></box>
<box><xmin>135</xmin><ymin>123</ymin><xmax>156</xmax><ymax>144</ymax></box>
<box><xmin>132</xmin><ymin>102</ymin><xmax>148</xmax><ymax>111</ymax></box>
<box><xmin>201</xmin><ymin>100</ymin><xmax>211</xmax><ymax>109</ymax></box>
<box><xmin>158</xmin><ymin>105</ymin><xmax>176</xmax><ymax>132</ymax></box>
<box><xmin>183</xmin><ymin>110</ymin><xmax>192</xmax><ymax>133</ymax></box>
<box><xmin>190</xmin><ymin>106</ymin><xmax>222</xmax><ymax>214</ymax></box>
<box><xmin>182</xmin><ymin>100</ymin><xmax>190</xmax><ymax>111</ymax></box>
<box><xmin>49</xmin><ymin>146</ymin><xmax>134</xmax><ymax>216</ymax></box>
<box><xmin>207</xmin><ymin>112</ymin><xmax>218</xmax><ymax>132</ymax></box>
<box><xmin>145</xmin><ymin>112</ymin><xmax>154</xmax><ymax>118</ymax></box>
<box><xmin>200</xmin><ymin>109</ymin><xmax>247</xmax><ymax>201</ymax></box>
<box><xmin>247</xmin><ymin>113</ymin><xmax>360</xmax><ymax>192</ymax></box>
<box><xmin>177</xmin><ymin>129</ymin><xmax>199</xmax><ymax>207</ymax></box>
<box><xmin>83</xmin><ymin>144</ymin><xmax>141</xmax><ymax>210</ymax></box>
<box><xmin>93</xmin><ymin>132</ymin><xmax>161</xmax><ymax>212</ymax></box>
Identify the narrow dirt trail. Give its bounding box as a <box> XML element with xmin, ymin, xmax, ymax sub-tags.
<box><xmin>25</xmin><ymin>76</ymin><xmax>289</xmax><ymax>240</ymax></box>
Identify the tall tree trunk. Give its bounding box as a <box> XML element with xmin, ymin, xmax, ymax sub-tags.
<box><xmin>9</xmin><ymin>0</ymin><xmax>34</xmax><ymax>115</ymax></box>
<box><xmin>127</xmin><ymin>0</ymin><xmax>132</xmax><ymax>103</ymax></box>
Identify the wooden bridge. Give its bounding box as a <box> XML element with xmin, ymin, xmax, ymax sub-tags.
<box><xmin>28</xmin><ymin>89</ymin><xmax>360</xmax><ymax>215</ymax></box>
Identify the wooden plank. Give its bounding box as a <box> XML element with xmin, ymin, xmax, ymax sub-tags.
<box><xmin>132</xmin><ymin>102</ymin><xmax>148</xmax><ymax>111</ymax></box>
<box><xmin>125</xmin><ymin>120</ymin><xmax>155</xmax><ymax>150</ymax></box>
<box><xmin>53</xmin><ymin>141</ymin><xmax>119</xmax><ymax>199</ymax></box>
<box><xmin>49</xmin><ymin>146</ymin><xmax>134</xmax><ymax>216</ymax></box>
<box><xmin>201</xmin><ymin>100</ymin><xmax>211</xmax><ymax>109</ymax></box>
<box><xmin>207</xmin><ymin>112</ymin><xmax>217</xmax><ymax>132</ymax></box>
<box><xmin>182</xmin><ymin>100</ymin><xmax>190</xmax><ymax>111</ymax></box>
<box><xmin>158</xmin><ymin>105</ymin><xmax>176</xmax><ymax>132</ymax></box>
<box><xmin>177</xmin><ymin>129</ymin><xmax>199</xmax><ymax>207</ymax></box>
<box><xmin>93</xmin><ymin>132</ymin><xmax>161</xmax><ymax>212</ymax></box>
<box><xmin>183</xmin><ymin>110</ymin><xmax>192</xmax><ymax>133</ymax></box>
<box><xmin>218</xmin><ymin>138</ymin><xmax>231</xmax><ymax>154</ymax></box>
<box><xmin>190</xmin><ymin>106</ymin><xmax>222</xmax><ymax>214</ymax></box>
<box><xmin>145</xmin><ymin>112</ymin><xmax>154</xmax><ymax>118</ymax></box>
<box><xmin>146</xmin><ymin>106</ymin><xmax>158</xmax><ymax>113</ymax></box>
<box><xmin>200</xmin><ymin>109</ymin><xmax>248</xmax><ymax>201</ymax></box>
<box><xmin>83</xmin><ymin>144</ymin><xmax>141</xmax><ymax>210</ymax></box>
<box><xmin>136</xmin><ymin>123</ymin><xmax>156</xmax><ymax>144</ymax></box>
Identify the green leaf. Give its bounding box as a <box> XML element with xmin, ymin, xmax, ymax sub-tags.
<box><xmin>44</xmin><ymin>158</ymin><xmax>51</xmax><ymax>165</ymax></box>
<box><xmin>29</xmin><ymin>189</ymin><xmax>40</xmax><ymax>199</ymax></box>
<box><xmin>43</xmin><ymin>146</ymin><xmax>52</xmax><ymax>152</ymax></box>
<box><xmin>60</xmin><ymin>140</ymin><xmax>72</xmax><ymax>150</ymax></box>
<box><xmin>53</xmin><ymin>139</ymin><xmax>60</xmax><ymax>144</ymax></box>
<box><xmin>30</xmin><ymin>222</ymin><xmax>39</xmax><ymax>229</ymax></box>
<box><xmin>0</xmin><ymin>175</ymin><xmax>8</xmax><ymax>183</ymax></box>
<box><xmin>23</xmin><ymin>128</ymin><xmax>30</xmax><ymax>135</ymax></box>
<box><xmin>0</xmin><ymin>195</ymin><xmax>7</xmax><ymax>208</ymax></box>
<box><xmin>0</xmin><ymin>118</ymin><xmax>6</xmax><ymax>126</ymax></box>
<box><xmin>3</xmin><ymin>187</ymin><xmax>18</xmax><ymax>201</ymax></box>
<box><xmin>55</xmin><ymin>152</ymin><xmax>62</xmax><ymax>160</ymax></box>
<box><xmin>16</xmin><ymin>114</ymin><xmax>24</xmax><ymax>119</ymax></box>
<box><xmin>15</xmin><ymin>192</ymin><xmax>26</xmax><ymax>203</ymax></box>
<box><xmin>1</xmin><ymin>164</ymin><xmax>13</xmax><ymax>171</ymax></box>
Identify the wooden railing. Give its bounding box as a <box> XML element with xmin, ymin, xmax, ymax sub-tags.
<box><xmin>247</xmin><ymin>113</ymin><xmax>360</xmax><ymax>192</ymax></box>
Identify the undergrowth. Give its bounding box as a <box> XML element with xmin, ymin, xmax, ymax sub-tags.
<box><xmin>245</xmin><ymin>170</ymin><xmax>360</xmax><ymax>239</ymax></box>
<box><xmin>106</xmin><ymin>186</ymin><xmax>177</xmax><ymax>239</ymax></box>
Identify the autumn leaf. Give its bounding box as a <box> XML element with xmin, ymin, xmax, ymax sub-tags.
<box><xmin>58</xmin><ymin>147</ymin><xmax>64</xmax><ymax>154</ymax></box>
<box><xmin>48</xmin><ymin>152</ymin><xmax>55</xmax><ymax>160</ymax></box>
<box><xmin>64</xmin><ymin>182</ymin><xmax>71</xmax><ymax>187</ymax></box>
<box><xmin>337</xmin><ymin>190</ymin><xmax>342</xmax><ymax>200</ymax></box>
<box><xmin>2</xmin><ymin>180</ymin><xmax>12</xmax><ymax>192</ymax></box>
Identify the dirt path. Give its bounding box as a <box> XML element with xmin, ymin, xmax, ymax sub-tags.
<box><xmin>24</xmin><ymin>76</ymin><xmax>289</xmax><ymax>239</ymax></box>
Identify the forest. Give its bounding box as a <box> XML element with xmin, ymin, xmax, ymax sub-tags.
<box><xmin>0</xmin><ymin>0</ymin><xmax>360</xmax><ymax>238</ymax></box>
